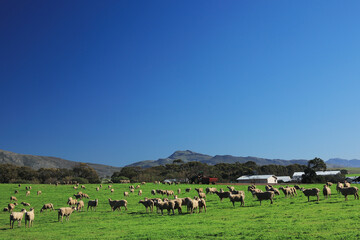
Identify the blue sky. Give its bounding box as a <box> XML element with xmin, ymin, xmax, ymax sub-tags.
<box><xmin>1</xmin><ymin>1</ymin><xmax>360</xmax><ymax>166</ymax></box>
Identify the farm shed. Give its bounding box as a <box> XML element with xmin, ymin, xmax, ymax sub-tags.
<box><xmin>292</xmin><ymin>171</ymin><xmax>341</xmax><ymax>182</ymax></box>
<box><xmin>236</xmin><ymin>175</ymin><xmax>277</xmax><ymax>184</ymax></box>
<box><xmin>276</xmin><ymin>176</ymin><xmax>291</xmax><ymax>183</ymax></box>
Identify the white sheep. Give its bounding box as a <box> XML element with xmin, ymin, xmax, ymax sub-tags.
<box><xmin>301</xmin><ymin>188</ymin><xmax>320</xmax><ymax>202</ymax></box>
<box><xmin>139</xmin><ymin>199</ymin><xmax>154</xmax><ymax>213</ymax></box>
<box><xmin>58</xmin><ymin>206</ymin><xmax>77</xmax><ymax>222</ymax></box>
<box><xmin>37</xmin><ymin>191</ymin><xmax>42</xmax><ymax>195</ymax></box>
<box><xmin>108</xmin><ymin>198</ymin><xmax>128</xmax><ymax>211</ymax></box>
<box><xmin>323</xmin><ymin>185</ymin><xmax>331</xmax><ymax>199</ymax></box>
<box><xmin>25</xmin><ymin>208</ymin><xmax>35</xmax><ymax>228</ymax></box>
<box><xmin>77</xmin><ymin>200</ymin><xmax>85</xmax><ymax>211</ymax></box>
<box><xmin>10</xmin><ymin>208</ymin><xmax>27</xmax><ymax>228</ymax></box>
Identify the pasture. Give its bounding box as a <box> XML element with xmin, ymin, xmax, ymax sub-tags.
<box><xmin>1</xmin><ymin>183</ymin><xmax>360</xmax><ymax>239</ymax></box>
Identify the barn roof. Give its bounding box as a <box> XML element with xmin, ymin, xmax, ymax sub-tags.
<box><xmin>315</xmin><ymin>171</ymin><xmax>341</xmax><ymax>176</ymax></box>
<box><xmin>236</xmin><ymin>175</ymin><xmax>277</xmax><ymax>180</ymax></box>
<box><xmin>276</xmin><ymin>176</ymin><xmax>292</xmax><ymax>182</ymax></box>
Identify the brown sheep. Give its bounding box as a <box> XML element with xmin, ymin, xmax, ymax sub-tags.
<box><xmin>108</xmin><ymin>198</ymin><xmax>128</xmax><ymax>211</ymax></box>
<box><xmin>138</xmin><ymin>190</ymin><xmax>142</xmax><ymax>196</ymax></box>
<box><xmin>254</xmin><ymin>191</ymin><xmax>275</xmax><ymax>205</ymax></box>
<box><xmin>151</xmin><ymin>189</ymin><xmax>156</xmax><ymax>195</ymax></box>
<box><xmin>198</xmin><ymin>192</ymin><xmax>206</xmax><ymax>200</ymax></box>
<box><xmin>8</xmin><ymin>203</ymin><xmax>17</xmax><ymax>212</ymax></box>
<box><xmin>40</xmin><ymin>203</ymin><xmax>54</xmax><ymax>213</ymax></box>
<box><xmin>229</xmin><ymin>193</ymin><xmax>245</xmax><ymax>207</ymax></box>
<box><xmin>10</xmin><ymin>196</ymin><xmax>18</xmax><ymax>201</ymax></box>
<box><xmin>139</xmin><ymin>199</ymin><xmax>154</xmax><ymax>213</ymax></box>
<box><xmin>301</xmin><ymin>188</ymin><xmax>320</xmax><ymax>202</ymax></box>
<box><xmin>21</xmin><ymin>202</ymin><xmax>30</xmax><ymax>206</ymax></box>
<box><xmin>26</xmin><ymin>191</ymin><xmax>30</xmax><ymax>197</ymax></box>
<box><xmin>338</xmin><ymin>186</ymin><xmax>359</xmax><ymax>201</ymax></box>
<box><xmin>215</xmin><ymin>191</ymin><xmax>231</xmax><ymax>201</ymax></box>
<box><xmin>195</xmin><ymin>188</ymin><xmax>203</xmax><ymax>194</ymax></box>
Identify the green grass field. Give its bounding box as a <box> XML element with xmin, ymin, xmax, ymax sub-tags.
<box><xmin>1</xmin><ymin>183</ymin><xmax>360</xmax><ymax>239</ymax></box>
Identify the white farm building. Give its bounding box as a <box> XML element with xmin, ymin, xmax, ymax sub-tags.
<box><xmin>236</xmin><ymin>175</ymin><xmax>277</xmax><ymax>184</ymax></box>
<box><xmin>292</xmin><ymin>171</ymin><xmax>341</xmax><ymax>182</ymax></box>
<box><xmin>276</xmin><ymin>176</ymin><xmax>292</xmax><ymax>183</ymax></box>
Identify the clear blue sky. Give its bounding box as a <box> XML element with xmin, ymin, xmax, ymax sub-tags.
<box><xmin>1</xmin><ymin>1</ymin><xmax>360</xmax><ymax>166</ymax></box>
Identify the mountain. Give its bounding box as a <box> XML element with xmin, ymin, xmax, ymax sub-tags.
<box><xmin>326</xmin><ymin>158</ymin><xmax>360</xmax><ymax>168</ymax></box>
<box><xmin>126</xmin><ymin>150</ymin><xmax>309</xmax><ymax>168</ymax></box>
<box><xmin>0</xmin><ymin>149</ymin><xmax>121</xmax><ymax>178</ymax></box>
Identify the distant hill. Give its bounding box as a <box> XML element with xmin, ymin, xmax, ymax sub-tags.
<box><xmin>126</xmin><ymin>150</ymin><xmax>309</xmax><ymax>168</ymax></box>
<box><xmin>326</xmin><ymin>158</ymin><xmax>360</xmax><ymax>168</ymax></box>
<box><xmin>0</xmin><ymin>149</ymin><xmax>121</xmax><ymax>178</ymax></box>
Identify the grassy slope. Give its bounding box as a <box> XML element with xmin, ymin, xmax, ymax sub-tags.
<box><xmin>1</xmin><ymin>183</ymin><xmax>360</xmax><ymax>240</ymax></box>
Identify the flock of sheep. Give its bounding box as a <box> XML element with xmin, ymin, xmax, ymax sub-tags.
<box><xmin>3</xmin><ymin>180</ymin><xmax>359</xmax><ymax>229</ymax></box>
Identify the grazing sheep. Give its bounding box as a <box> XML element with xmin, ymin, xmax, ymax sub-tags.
<box><xmin>96</xmin><ymin>187</ymin><xmax>100</xmax><ymax>191</ymax></box>
<box><xmin>18</xmin><ymin>184</ymin><xmax>21</xmax><ymax>187</ymax></box>
<box><xmin>187</xmin><ymin>198</ymin><xmax>199</xmax><ymax>214</ymax></box>
<box><xmin>14</xmin><ymin>190</ymin><xmax>19</xmax><ymax>194</ymax></box>
<box><xmin>40</xmin><ymin>203</ymin><xmax>54</xmax><ymax>213</ymax></box>
<box><xmin>338</xmin><ymin>186</ymin><xmax>359</xmax><ymax>201</ymax></box>
<box><xmin>177</xmin><ymin>189</ymin><xmax>181</xmax><ymax>194</ymax></box>
<box><xmin>130</xmin><ymin>189</ymin><xmax>134</xmax><ymax>193</ymax></box>
<box><xmin>215</xmin><ymin>191</ymin><xmax>231</xmax><ymax>201</ymax></box>
<box><xmin>135</xmin><ymin>185</ymin><xmax>140</xmax><ymax>189</ymax></box>
<box><xmin>26</xmin><ymin>191</ymin><xmax>30</xmax><ymax>197</ymax></box>
<box><xmin>254</xmin><ymin>191</ymin><xmax>275</xmax><ymax>205</ymax></box>
<box><xmin>73</xmin><ymin>186</ymin><xmax>78</xmax><ymax>190</ymax></box>
<box><xmin>21</xmin><ymin>202</ymin><xmax>30</xmax><ymax>207</ymax></box>
<box><xmin>279</xmin><ymin>187</ymin><xmax>293</xmax><ymax>198</ymax></box>
<box><xmin>25</xmin><ymin>208</ymin><xmax>35</xmax><ymax>228</ymax></box>
<box><xmin>206</xmin><ymin>187</ymin><xmax>217</xmax><ymax>194</ymax></box>
<box><xmin>100</xmin><ymin>184</ymin><xmax>102</xmax><ymax>188</ymax></box>
<box><xmin>323</xmin><ymin>185</ymin><xmax>331</xmax><ymax>199</ymax></box>
<box><xmin>111</xmin><ymin>189</ymin><xmax>114</xmax><ymax>193</ymax></box>
<box><xmin>139</xmin><ymin>199</ymin><xmax>154</xmax><ymax>213</ymax></box>
<box><xmin>37</xmin><ymin>191</ymin><xmax>42</xmax><ymax>195</ymax></box>
<box><xmin>294</xmin><ymin>185</ymin><xmax>301</xmax><ymax>190</ymax></box>
<box><xmin>138</xmin><ymin>190</ymin><xmax>142</xmax><ymax>196</ymax></box>
<box><xmin>58</xmin><ymin>206</ymin><xmax>77</xmax><ymax>222</ymax></box>
<box><xmin>326</xmin><ymin>182</ymin><xmax>333</xmax><ymax>187</ymax></box>
<box><xmin>8</xmin><ymin>203</ymin><xmax>17</xmax><ymax>212</ymax></box>
<box><xmin>4</xmin><ymin>207</ymin><xmax>9</xmax><ymax>212</ymax></box>
<box><xmin>154</xmin><ymin>199</ymin><xmax>174</xmax><ymax>215</ymax></box>
<box><xmin>249</xmin><ymin>188</ymin><xmax>264</xmax><ymax>198</ymax></box>
<box><xmin>151</xmin><ymin>189</ymin><xmax>156</xmax><ymax>195</ymax></box>
<box><xmin>166</xmin><ymin>190</ymin><xmax>174</xmax><ymax>196</ymax></box>
<box><xmin>229</xmin><ymin>193</ymin><xmax>245</xmax><ymax>207</ymax></box>
<box><xmin>108</xmin><ymin>198</ymin><xmax>128</xmax><ymax>211</ymax></box>
<box><xmin>81</xmin><ymin>185</ymin><xmax>86</xmax><ymax>189</ymax></box>
<box><xmin>87</xmin><ymin>199</ymin><xmax>98</xmax><ymax>211</ymax></box>
<box><xmin>129</xmin><ymin>185</ymin><xmax>134</xmax><ymax>189</ymax></box>
<box><xmin>67</xmin><ymin>197</ymin><xmax>78</xmax><ymax>206</ymax></box>
<box><xmin>336</xmin><ymin>182</ymin><xmax>344</xmax><ymax>193</ymax></box>
<box><xmin>141</xmin><ymin>182</ymin><xmax>146</xmax><ymax>185</ymax></box>
<box><xmin>198</xmin><ymin>192</ymin><xmax>206</xmax><ymax>200</ymax></box>
<box><xmin>10</xmin><ymin>196</ymin><xmax>18</xmax><ymax>201</ymax></box>
<box><xmin>198</xmin><ymin>199</ymin><xmax>207</xmax><ymax>213</ymax></box>
<box><xmin>10</xmin><ymin>208</ymin><xmax>27</xmax><ymax>229</ymax></box>
<box><xmin>185</xmin><ymin>188</ymin><xmax>191</xmax><ymax>192</ymax></box>
<box><xmin>124</xmin><ymin>192</ymin><xmax>129</xmax><ymax>197</ymax></box>
<box><xmin>344</xmin><ymin>181</ymin><xmax>351</xmax><ymax>188</ymax></box>
<box><xmin>195</xmin><ymin>188</ymin><xmax>203</xmax><ymax>193</ymax></box>
<box><xmin>301</xmin><ymin>188</ymin><xmax>320</xmax><ymax>202</ymax></box>
<box><xmin>108</xmin><ymin>185</ymin><xmax>112</xmax><ymax>189</ymax></box>
<box><xmin>227</xmin><ymin>186</ymin><xmax>235</xmax><ymax>192</ymax></box>
<box><xmin>77</xmin><ymin>200</ymin><xmax>85</xmax><ymax>211</ymax></box>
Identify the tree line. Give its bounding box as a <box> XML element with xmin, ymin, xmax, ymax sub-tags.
<box><xmin>111</xmin><ymin>160</ymin><xmax>310</xmax><ymax>183</ymax></box>
<box><xmin>0</xmin><ymin>163</ymin><xmax>100</xmax><ymax>184</ymax></box>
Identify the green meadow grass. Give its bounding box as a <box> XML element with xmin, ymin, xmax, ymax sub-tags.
<box><xmin>1</xmin><ymin>183</ymin><xmax>360</xmax><ymax>239</ymax></box>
